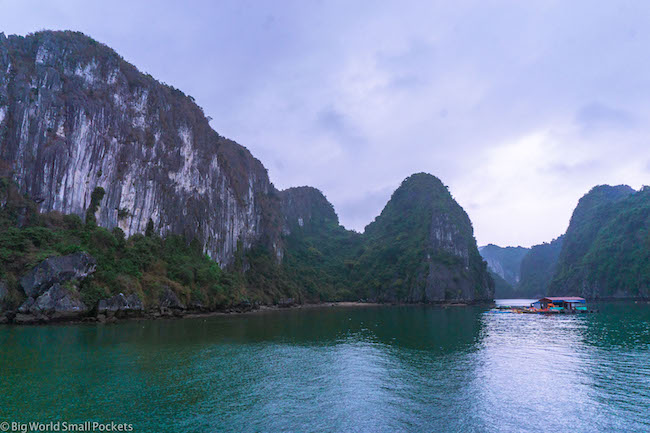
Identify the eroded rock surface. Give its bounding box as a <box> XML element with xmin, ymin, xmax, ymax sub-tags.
<box><xmin>98</xmin><ymin>293</ymin><xmax>144</xmax><ymax>314</ymax></box>
<box><xmin>16</xmin><ymin>252</ymin><xmax>95</xmax><ymax>322</ymax></box>
<box><xmin>20</xmin><ymin>252</ymin><xmax>96</xmax><ymax>298</ymax></box>
<box><xmin>0</xmin><ymin>31</ymin><xmax>282</xmax><ymax>266</ymax></box>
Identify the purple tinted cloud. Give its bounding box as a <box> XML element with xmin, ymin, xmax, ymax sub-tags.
<box><xmin>2</xmin><ymin>0</ymin><xmax>649</xmax><ymax>246</ymax></box>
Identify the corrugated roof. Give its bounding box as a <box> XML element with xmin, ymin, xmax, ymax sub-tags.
<box><xmin>538</xmin><ymin>297</ymin><xmax>586</xmax><ymax>302</ymax></box>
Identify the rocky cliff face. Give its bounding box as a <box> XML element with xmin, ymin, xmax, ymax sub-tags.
<box><xmin>14</xmin><ymin>252</ymin><xmax>95</xmax><ymax>323</ymax></box>
<box><xmin>488</xmin><ymin>184</ymin><xmax>649</xmax><ymax>300</ymax></box>
<box><xmin>276</xmin><ymin>186</ymin><xmax>362</xmax><ymax>302</ymax></box>
<box><xmin>0</xmin><ymin>31</ymin><xmax>280</xmax><ymax>265</ymax></box>
<box><xmin>277</xmin><ymin>176</ymin><xmax>493</xmax><ymax>303</ymax></box>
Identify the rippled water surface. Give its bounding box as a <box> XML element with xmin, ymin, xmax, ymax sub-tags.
<box><xmin>1</xmin><ymin>302</ymin><xmax>649</xmax><ymax>432</ymax></box>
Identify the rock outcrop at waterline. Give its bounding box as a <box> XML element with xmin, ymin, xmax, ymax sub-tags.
<box><xmin>0</xmin><ymin>30</ymin><xmax>281</xmax><ymax>265</ymax></box>
<box><xmin>13</xmin><ymin>252</ymin><xmax>95</xmax><ymax>323</ymax></box>
<box><xmin>20</xmin><ymin>252</ymin><xmax>96</xmax><ymax>297</ymax></box>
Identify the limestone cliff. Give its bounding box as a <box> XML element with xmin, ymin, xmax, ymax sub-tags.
<box><xmin>0</xmin><ymin>31</ymin><xmax>280</xmax><ymax>265</ymax></box>
<box><xmin>277</xmin><ymin>178</ymin><xmax>494</xmax><ymax>303</ymax></box>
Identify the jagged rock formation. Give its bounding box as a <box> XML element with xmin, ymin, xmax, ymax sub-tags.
<box><xmin>0</xmin><ymin>30</ymin><xmax>280</xmax><ymax>265</ymax></box>
<box><xmin>15</xmin><ymin>252</ymin><xmax>95</xmax><ymax>323</ymax></box>
<box><xmin>479</xmin><ymin>241</ymin><xmax>562</xmax><ymax>299</ymax></box>
<box><xmin>554</xmin><ymin>185</ymin><xmax>634</xmax><ymax>276</ymax></box>
<box><xmin>486</xmin><ymin>184</ymin><xmax>649</xmax><ymax>300</ymax></box>
<box><xmin>277</xmin><ymin>186</ymin><xmax>363</xmax><ymax>302</ymax></box>
<box><xmin>15</xmin><ymin>283</ymin><xmax>89</xmax><ymax>323</ymax></box>
<box><xmin>353</xmin><ymin>173</ymin><xmax>493</xmax><ymax>302</ymax></box>
<box><xmin>20</xmin><ymin>252</ymin><xmax>96</xmax><ymax>297</ymax></box>
<box><xmin>0</xmin><ymin>170</ymin><xmax>494</xmax><ymax>324</ymax></box>
<box><xmin>277</xmin><ymin>177</ymin><xmax>494</xmax><ymax>303</ymax></box>
<box><xmin>97</xmin><ymin>293</ymin><xmax>143</xmax><ymax>314</ymax></box>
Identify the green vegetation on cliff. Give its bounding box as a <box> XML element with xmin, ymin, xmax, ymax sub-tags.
<box><xmin>487</xmin><ymin>271</ymin><xmax>517</xmax><ymax>298</ymax></box>
<box><xmin>0</xmin><ymin>172</ymin><xmax>493</xmax><ymax>318</ymax></box>
<box><xmin>273</xmin><ymin>176</ymin><xmax>492</xmax><ymax>304</ymax></box>
<box><xmin>352</xmin><ymin>174</ymin><xmax>492</xmax><ymax>302</ymax></box>
<box><xmin>279</xmin><ymin>188</ymin><xmax>363</xmax><ymax>302</ymax></box>
<box><xmin>517</xmin><ymin>236</ymin><xmax>563</xmax><ymax>298</ymax></box>
<box><xmin>484</xmin><ymin>183</ymin><xmax>649</xmax><ymax>300</ymax></box>
<box><xmin>478</xmin><ymin>244</ymin><xmax>529</xmax><ymax>297</ymax></box>
<box><xmin>549</xmin><ymin>186</ymin><xmax>650</xmax><ymax>298</ymax></box>
<box><xmin>0</xmin><ymin>179</ymin><xmax>244</xmax><ymax>311</ymax></box>
<box><xmin>554</xmin><ymin>185</ymin><xmax>634</xmax><ymax>274</ymax></box>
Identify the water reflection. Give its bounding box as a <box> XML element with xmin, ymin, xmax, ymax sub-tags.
<box><xmin>473</xmin><ymin>313</ymin><xmax>595</xmax><ymax>432</ymax></box>
<box><xmin>0</xmin><ymin>303</ymin><xmax>648</xmax><ymax>432</ymax></box>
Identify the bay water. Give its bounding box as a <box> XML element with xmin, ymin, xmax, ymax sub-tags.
<box><xmin>1</xmin><ymin>301</ymin><xmax>648</xmax><ymax>432</ymax></box>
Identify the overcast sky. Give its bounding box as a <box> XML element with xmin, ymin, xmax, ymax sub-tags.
<box><xmin>2</xmin><ymin>0</ymin><xmax>649</xmax><ymax>247</ymax></box>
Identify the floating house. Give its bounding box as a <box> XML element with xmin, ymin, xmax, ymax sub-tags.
<box><xmin>531</xmin><ymin>297</ymin><xmax>587</xmax><ymax>312</ymax></box>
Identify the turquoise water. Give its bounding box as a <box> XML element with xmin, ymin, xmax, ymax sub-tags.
<box><xmin>1</xmin><ymin>302</ymin><xmax>649</xmax><ymax>432</ymax></box>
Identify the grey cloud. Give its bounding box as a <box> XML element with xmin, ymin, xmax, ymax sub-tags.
<box><xmin>335</xmin><ymin>185</ymin><xmax>395</xmax><ymax>233</ymax></box>
<box><xmin>575</xmin><ymin>102</ymin><xmax>636</xmax><ymax>132</ymax></box>
<box><xmin>2</xmin><ymin>0</ymin><xmax>649</xmax><ymax>246</ymax></box>
<box><xmin>545</xmin><ymin>160</ymin><xmax>602</xmax><ymax>176</ymax></box>
<box><xmin>316</xmin><ymin>107</ymin><xmax>348</xmax><ymax>136</ymax></box>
